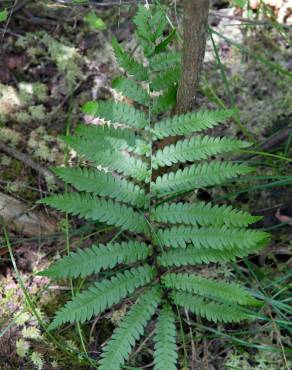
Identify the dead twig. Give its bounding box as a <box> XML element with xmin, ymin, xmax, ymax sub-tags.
<box><xmin>0</xmin><ymin>142</ymin><xmax>65</xmax><ymax>190</ymax></box>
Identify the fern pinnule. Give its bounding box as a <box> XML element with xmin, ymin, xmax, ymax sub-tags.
<box><xmin>39</xmin><ymin>241</ymin><xmax>151</xmax><ymax>279</ymax></box>
<box><xmin>49</xmin><ymin>265</ymin><xmax>155</xmax><ymax>330</ymax></box>
<box><xmin>150</xmin><ymin>66</ymin><xmax>181</xmax><ymax>91</ymax></box>
<box><xmin>153</xmin><ymin>305</ymin><xmax>177</xmax><ymax>370</ymax></box>
<box><xmin>82</xmin><ymin>100</ymin><xmax>148</xmax><ymax>129</ymax></box>
<box><xmin>158</xmin><ymin>243</ymin><xmax>264</xmax><ymax>267</ymax></box>
<box><xmin>53</xmin><ymin>167</ymin><xmax>146</xmax><ymax>208</ymax></box>
<box><xmin>163</xmin><ymin>273</ymin><xmax>259</xmax><ymax>306</ymax></box>
<box><xmin>151</xmin><ymin>201</ymin><xmax>262</xmax><ymax>227</ymax></box>
<box><xmin>112</xmin><ymin>37</ymin><xmax>148</xmax><ymax>81</ymax></box>
<box><xmin>112</xmin><ymin>77</ymin><xmax>150</xmax><ymax>106</ymax></box>
<box><xmin>39</xmin><ymin>193</ymin><xmax>149</xmax><ymax>233</ymax></box>
<box><xmin>155</xmin><ymin>225</ymin><xmax>269</xmax><ymax>249</ymax></box>
<box><xmin>152</xmin><ymin>161</ymin><xmax>254</xmax><ymax>197</ymax></box>
<box><xmin>152</xmin><ymin>136</ymin><xmax>250</xmax><ymax>169</ymax></box>
<box><xmin>98</xmin><ymin>287</ymin><xmax>161</xmax><ymax>370</ymax></box>
<box><xmin>172</xmin><ymin>292</ymin><xmax>249</xmax><ymax>323</ymax></box>
<box><xmin>153</xmin><ymin>109</ymin><xmax>237</xmax><ymax>139</ymax></box>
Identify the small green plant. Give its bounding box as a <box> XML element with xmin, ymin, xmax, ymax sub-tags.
<box><xmin>39</xmin><ymin>6</ymin><xmax>269</xmax><ymax>369</ymax></box>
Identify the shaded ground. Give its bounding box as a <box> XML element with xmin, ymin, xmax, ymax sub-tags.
<box><xmin>0</xmin><ymin>1</ymin><xmax>291</xmax><ymax>369</ymax></box>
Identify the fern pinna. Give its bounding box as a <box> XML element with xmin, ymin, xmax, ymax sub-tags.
<box><xmin>39</xmin><ymin>6</ymin><xmax>268</xmax><ymax>370</ymax></box>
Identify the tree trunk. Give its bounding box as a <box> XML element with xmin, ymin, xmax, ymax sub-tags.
<box><xmin>177</xmin><ymin>0</ymin><xmax>210</xmax><ymax>113</ymax></box>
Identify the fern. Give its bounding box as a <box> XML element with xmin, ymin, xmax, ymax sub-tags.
<box><xmin>49</xmin><ymin>265</ymin><xmax>155</xmax><ymax>329</ymax></box>
<box><xmin>98</xmin><ymin>287</ymin><xmax>161</xmax><ymax>370</ymax></box>
<box><xmin>39</xmin><ymin>241</ymin><xmax>151</xmax><ymax>279</ymax></box>
<box><xmin>39</xmin><ymin>6</ymin><xmax>268</xmax><ymax>369</ymax></box>
<box><xmin>39</xmin><ymin>193</ymin><xmax>148</xmax><ymax>233</ymax></box>
<box><xmin>153</xmin><ymin>305</ymin><xmax>177</xmax><ymax>370</ymax></box>
<box><xmin>151</xmin><ymin>201</ymin><xmax>262</xmax><ymax>227</ymax></box>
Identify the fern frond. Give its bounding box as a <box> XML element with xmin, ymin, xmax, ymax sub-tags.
<box><xmin>82</xmin><ymin>100</ymin><xmax>147</xmax><ymax>129</ymax></box>
<box><xmin>150</xmin><ymin>66</ymin><xmax>181</xmax><ymax>91</ymax></box>
<box><xmin>172</xmin><ymin>291</ymin><xmax>249</xmax><ymax>323</ymax></box>
<box><xmin>163</xmin><ymin>273</ymin><xmax>259</xmax><ymax>306</ymax></box>
<box><xmin>154</xmin><ymin>28</ymin><xmax>177</xmax><ymax>53</ymax></box>
<box><xmin>158</xmin><ymin>244</ymin><xmax>264</xmax><ymax>266</ymax></box>
<box><xmin>39</xmin><ymin>241</ymin><xmax>151</xmax><ymax>279</ymax></box>
<box><xmin>133</xmin><ymin>5</ymin><xmax>155</xmax><ymax>43</ymax></box>
<box><xmin>53</xmin><ymin>167</ymin><xmax>146</xmax><ymax>208</ymax></box>
<box><xmin>152</xmin><ymin>162</ymin><xmax>253</xmax><ymax>197</ymax></box>
<box><xmin>155</xmin><ymin>225</ymin><xmax>269</xmax><ymax>249</ymax></box>
<box><xmin>64</xmin><ymin>136</ymin><xmax>150</xmax><ymax>182</ymax></box>
<box><xmin>39</xmin><ymin>193</ymin><xmax>149</xmax><ymax>234</ymax></box>
<box><xmin>149</xmin><ymin>9</ymin><xmax>168</xmax><ymax>41</ymax></box>
<box><xmin>49</xmin><ymin>265</ymin><xmax>156</xmax><ymax>329</ymax></box>
<box><xmin>153</xmin><ymin>305</ymin><xmax>177</xmax><ymax>370</ymax></box>
<box><xmin>112</xmin><ymin>37</ymin><xmax>148</xmax><ymax>81</ymax></box>
<box><xmin>98</xmin><ymin>287</ymin><xmax>161</xmax><ymax>370</ymax></box>
<box><xmin>151</xmin><ymin>201</ymin><xmax>261</xmax><ymax>227</ymax></box>
<box><xmin>152</xmin><ymin>85</ymin><xmax>177</xmax><ymax>115</ymax></box>
<box><xmin>153</xmin><ymin>109</ymin><xmax>236</xmax><ymax>139</ymax></box>
<box><xmin>75</xmin><ymin>124</ymin><xmax>150</xmax><ymax>156</ymax></box>
<box><xmin>112</xmin><ymin>77</ymin><xmax>150</xmax><ymax>106</ymax></box>
<box><xmin>152</xmin><ymin>136</ymin><xmax>250</xmax><ymax>169</ymax></box>
<box><xmin>150</xmin><ymin>51</ymin><xmax>181</xmax><ymax>72</ymax></box>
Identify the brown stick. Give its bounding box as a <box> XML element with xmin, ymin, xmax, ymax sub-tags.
<box><xmin>177</xmin><ymin>0</ymin><xmax>209</xmax><ymax>113</ymax></box>
<box><xmin>0</xmin><ymin>142</ymin><xmax>65</xmax><ymax>189</ymax></box>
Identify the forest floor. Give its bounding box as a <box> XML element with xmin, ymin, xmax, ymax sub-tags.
<box><xmin>0</xmin><ymin>1</ymin><xmax>291</xmax><ymax>369</ymax></box>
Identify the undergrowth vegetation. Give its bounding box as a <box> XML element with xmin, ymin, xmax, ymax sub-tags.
<box><xmin>37</xmin><ymin>5</ymin><xmax>270</xmax><ymax>369</ymax></box>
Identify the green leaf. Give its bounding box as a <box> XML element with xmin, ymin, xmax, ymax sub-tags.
<box><xmin>39</xmin><ymin>193</ymin><xmax>149</xmax><ymax>234</ymax></box>
<box><xmin>152</xmin><ymin>162</ymin><xmax>253</xmax><ymax>197</ymax></box>
<box><xmin>153</xmin><ymin>305</ymin><xmax>177</xmax><ymax>370</ymax></box>
<box><xmin>154</xmin><ymin>29</ymin><xmax>177</xmax><ymax>53</ymax></box>
<box><xmin>112</xmin><ymin>38</ymin><xmax>148</xmax><ymax>81</ymax></box>
<box><xmin>153</xmin><ymin>109</ymin><xmax>236</xmax><ymax>139</ymax></box>
<box><xmin>0</xmin><ymin>10</ymin><xmax>8</xmax><ymax>23</ymax></box>
<box><xmin>172</xmin><ymin>291</ymin><xmax>249</xmax><ymax>323</ymax></box>
<box><xmin>98</xmin><ymin>287</ymin><xmax>161</xmax><ymax>370</ymax></box>
<box><xmin>150</xmin><ymin>66</ymin><xmax>181</xmax><ymax>91</ymax></box>
<box><xmin>150</xmin><ymin>51</ymin><xmax>181</xmax><ymax>72</ymax></box>
<box><xmin>84</xmin><ymin>11</ymin><xmax>106</xmax><ymax>30</ymax></box>
<box><xmin>82</xmin><ymin>100</ymin><xmax>148</xmax><ymax>129</ymax></box>
<box><xmin>151</xmin><ymin>201</ymin><xmax>261</xmax><ymax>227</ymax></box>
<box><xmin>163</xmin><ymin>273</ymin><xmax>259</xmax><ymax>305</ymax></box>
<box><xmin>39</xmin><ymin>241</ymin><xmax>151</xmax><ymax>279</ymax></box>
<box><xmin>155</xmin><ymin>225</ymin><xmax>269</xmax><ymax>249</ymax></box>
<box><xmin>158</xmin><ymin>243</ymin><xmax>264</xmax><ymax>267</ymax></box>
<box><xmin>112</xmin><ymin>77</ymin><xmax>150</xmax><ymax>106</ymax></box>
<box><xmin>152</xmin><ymin>85</ymin><xmax>177</xmax><ymax>115</ymax></box>
<box><xmin>53</xmin><ymin>167</ymin><xmax>146</xmax><ymax>208</ymax></box>
<box><xmin>152</xmin><ymin>136</ymin><xmax>250</xmax><ymax>169</ymax></box>
<box><xmin>49</xmin><ymin>265</ymin><xmax>156</xmax><ymax>329</ymax></box>
<box><xmin>63</xmin><ymin>136</ymin><xmax>150</xmax><ymax>182</ymax></box>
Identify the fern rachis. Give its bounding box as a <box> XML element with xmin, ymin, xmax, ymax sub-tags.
<box><xmin>39</xmin><ymin>6</ymin><xmax>268</xmax><ymax>370</ymax></box>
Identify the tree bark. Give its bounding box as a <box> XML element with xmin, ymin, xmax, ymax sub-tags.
<box><xmin>177</xmin><ymin>0</ymin><xmax>210</xmax><ymax>113</ymax></box>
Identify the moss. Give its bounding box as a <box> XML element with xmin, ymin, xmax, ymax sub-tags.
<box><xmin>29</xmin><ymin>105</ymin><xmax>46</xmax><ymax>121</ymax></box>
<box><xmin>0</xmin><ymin>127</ymin><xmax>21</xmax><ymax>145</ymax></box>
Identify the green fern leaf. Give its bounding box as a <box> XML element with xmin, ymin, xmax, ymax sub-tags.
<box><xmin>154</xmin><ymin>28</ymin><xmax>177</xmax><ymax>53</ymax></box>
<box><xmin>152</xmin><ymin>136</ymin><xmax>250</xmax><ymax>169</ymax></box>
<box><xmin>112</xmin><ymin>77</ymin><xmax>150</xmax><ymax>106</ymax></box>
<box><xmin>75</xmin><ymin>124</ymin><xmax>150</xmax><ymax>156</ymax></box>
<box><xmin>112</xmin><ymin>37</ymin><xmax>148</xmax><ymax>81</ymax></box>
<box><xmin>172</xmin><ymin>291</ymin><xmax>249</xmax><ymax>323</ymax></box>
<box><xmin>82</xmin><ymin>100</ymin><xmax>148</xmax><ymax>129</ymax></box>
<box><xmin>39</xmin><ymin>241</ymin><xmax>151</xmax><ymax>279</ymax></box>
<box><xmin>158</xmin><ymin>244</ymin><xmax>264</xmax><ymax>266</ymax></box>
<box><xmin>163</xmin><ymin>273</ymin><xmax>259</xmax><ymax>306</ymax></box>
<box><xmin>150</xmin><ymin>66</ymin><xmax>181</xmax><ymax>91</ymax></box>
<box><xmin>153</xmin><ymin>109</ymin><xmax>236</xmax><ymax>139</ymax></box>
<box><xmin>150</xmin><ymin>51</ymin><xmax>181</xmax><ymax>72</ymax></box>
<box><xmin>152</xmin><ymin>162</ymin><xmax>253</xmax><ymax>197</ymax></box>
<box><xmin>151</xmin><ymin>201</ymin><xmax>261</xmax><ymax>227</ymax></box>
<box><xmin>53</xmin><ymin>167</ymin><xmax>146</xmax><ymax>208</ymax></box>
<box><xmin>39</xmin><ymin>193</ymin><xmax>149</xmax><ymax>234</ymax></box>
<box><xmin>152</xmin><ymin>85</ymin><xmax>177</xmax><ymax>115</ymax></box>
<box><xmin>64</xmin><ymin>136</ymin><xmax>150</xmax><ymax>182</ymax></box>
<box><xmin>49</xmin><ymin>265</ymin><xmax>156</xmax><ymax>329</ymax></box>
<box><xmin>133</xmin><ymin>5</ymin><xmax>155</xmax><ymax>43</ymax></box>
<box><xmin>153</xmin><ymin>305</ymin><xmax>177</xmax><ymax>370</ymax></box>
<box><xmin>155</xmin><ymin>225</ymin><xmax>269</xmax><ymax>249</ymax></box>
<box><xmin>98</xmin><ymin>287</ymin><xmax>161</xmax><ymax>370</ymax></box>
<box><xmin>149</xmin><ymin>10</ymin><xmax>168</xmax><ymax>40</ymax></box>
